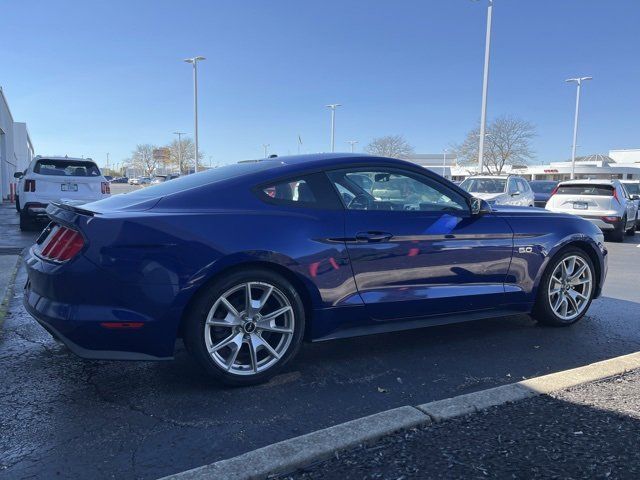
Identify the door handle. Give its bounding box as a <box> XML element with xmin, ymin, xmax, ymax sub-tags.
<box><xmin>356</xmin><ymin>231</ymin><xmax>393</xmax><ymax>243</ymax></box>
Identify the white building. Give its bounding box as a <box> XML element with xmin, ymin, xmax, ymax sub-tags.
<box><xmin>405</xmin><ymin>151</ymin><xmax>640</xmax><ymax>182</ymax></box>
<box><xmin>0</xmin><ymin>88</ymin><xmax>34</xmax><ymax>200</ymax></box>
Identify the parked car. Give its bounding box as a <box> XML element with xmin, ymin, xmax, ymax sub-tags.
<box><xmin>150</xmin><ymin>174</ymin><xmax>180</xmax><ymax>185</ymax></box>
<box><xmin>24</xmin><ymin>154</ymin><xmax>607</xmax><ymax>385</ymax></box>
<box><xmin>110</xmin><ymin>176</ymin><xmax>129</xmax><ymax>184</ymax></box>
<box><xmin>529</xmin><ymin>180</ymin><xmax>558</xmax><ymax>208</ymax></box>
<box><xmin>621</xmin><ymin>180</ymin><xmax>640</xmax><ymax>227</ymax></box>
<box><xmin>14</xmin><ymin>156</ymin><xmax>110</xmax><ymax>230</ymax></box>
<box><xmin>545</xmin><ymin>179</ymin><xmax>637</xmax><ymax>242</ymax></box>
<box><xmin>459</xmin><ymin>175</ymin><xmax>535</xmax><ymax>207</ymax></box>
<box><xmin>104</xmin><ymin>175</ymin><xmax>113</xmax><ymax>182</ymax></box>
<box><xmin>130</xmin><ymin>177</ymin><xmax>151</xmax><ymax>185</ymax></box>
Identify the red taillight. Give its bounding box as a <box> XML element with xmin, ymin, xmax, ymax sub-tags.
<box><xmin>101</xmin><ymin>181</ymin><xmax>110</xmax><ymax>194</ymax></box>
<box><xmin>612</xmin><ymin>188</ymin><xmax>620</xmax><ymax>204</ymax></box>
<box><xmin>24</xmin><ymin>179</ymin><xmax>36</xmax><ymax>192</ymax></box>
<box><xmin>601</xmin><ymin>216</ymin><xmax>620</xmax><ymax>223</ymax></box>
<box><xmin>38</xmin><ymin>225</ymin><xmax>84</xmax><ymax>262</ymax></box>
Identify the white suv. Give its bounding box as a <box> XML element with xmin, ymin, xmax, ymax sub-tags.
<box><xmin>15</xmin><ymin>156</ymin><xmax>110</xmax><ymax>230</ymax></box>
<box><xmin>545</xmin><ymin>179</ymin><xmax>638</xmax><ymax>242</ymax></box>
<box><xmin>458</xmin><ymin>175</ymin><xmax>535</xmax><ymax>207</ymax></box>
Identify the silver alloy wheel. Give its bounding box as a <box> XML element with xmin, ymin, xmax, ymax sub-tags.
<box><xmin>204</xmin><ymin>282</ymin><xmax>294</xmax><ymax>376</ymax></box>
<box><xmin>548</xmin><ymin>255</ymin><xmax>593</xmax><ymax>321</ymax></box>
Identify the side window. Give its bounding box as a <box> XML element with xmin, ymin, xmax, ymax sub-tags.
<box><xmin>327</xmin><ymin>169</ymin><xmax>468</xmax><ymax>212</ymax></box>
<box><xmin>257</xmin><ymin>173</ymin><xmax>342</xmax><ymax>209</ymax></box>
<box><xmin>262</xmin><ymin>179</ymin><xmax>316</xmax><ymax>203</ymax></box>
<box><xmin>507</xmin><ymin>178</ymin><xmax>518</xmax><ymax>194</ymax></box>
<box><xmin>516</xmin><ymin>179</ymin><xmax>528</xmax><ymax>193</ymax></box>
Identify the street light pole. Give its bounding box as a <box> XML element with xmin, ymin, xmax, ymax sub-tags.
<box><xmin>262</xmin><ymin>144</ymin><xmax>270</xmax><ymax>158</ymax></box>
<box><xmin>347</xmin><ymin>140</ymin><xmax>358</xmax><ymax>153</ymax></box>
<box><xmin>325</xmin><ymin>104</ymin><xmax>341</xmax><ymax>152</ymax></box>
<box><xmin>442</xmin><ymin>148</ymin><xmax>448</xmax><ymax>178</ymax></box>
<box><xmin>173</xmin><ymin>131</ymin><xmax>186</xmax><ymax>174</ymax></box>
<box><xmin>184</xmin><ymin>56</ymin><xmax>205</xmax><ymax>173</ymax></box>
<box><xmin>477</xmin><ymin>0</ymin><xmax>493</xmax><ymax>174</ymax></box>
<box><xmin>566</xmin><ymin>76</ymin><xmax>592</xmax><ymax>180</ymax></box>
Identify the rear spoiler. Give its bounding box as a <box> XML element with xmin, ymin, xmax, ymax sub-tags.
<box><xmin>48</xmin><ymin>202</ymin><xmax>98</xmax><ymax>217</ymax></box>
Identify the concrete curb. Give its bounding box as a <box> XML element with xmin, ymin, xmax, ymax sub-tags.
<box><xmin>159</xmin><ymin>352</ymin><xmax>640</xmax><ymax>480</ymax></box>
<box><xmin>0</xmin><ymin>254</ymin><xmax>21</xmax><ymax>331</ymax></box>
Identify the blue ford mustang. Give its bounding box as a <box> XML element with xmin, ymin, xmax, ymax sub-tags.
<box><xmin>24</xmin><ymin>154</ymin><xmax>607</xmax><ymax>385</ymax></box>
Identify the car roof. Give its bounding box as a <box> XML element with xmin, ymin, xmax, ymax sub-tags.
<box><xmin>464</xmin><ymin>175</ymin><xmax>513</xmax><ymax>179</ymax></box>
<box><xmin>558</xmin><ymin>179</ymin><xmax>618</xmax><ymax>186</ymax></box>
<box><xmin>33</xmin><ymin>155</ymin><xmax>94</xmax><ymax>163</ymax></box>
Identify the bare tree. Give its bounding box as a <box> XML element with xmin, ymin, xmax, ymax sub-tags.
<box><xmin>454</xmin><ymin>115</ymin><xmax>536</xmax><ymax>174</ymax></box>
<box><xmin>364</xmin><ymin>135</ymin><xmax>414</xmax><ymax>158</ymax></box>
<box><xmin>126</xmin><ymin>144</ymin><xmax>158</xmax><ymax>177</ymax></box>
<box><xmin>166</xmin><ymin>137</ymin><xmax>203</xmax><ymax>175</ymax></box>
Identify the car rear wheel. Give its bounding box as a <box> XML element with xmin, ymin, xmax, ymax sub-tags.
<box><xmin>184</xmin><ymin>268</ymin><xmax>305</xmax><ymax>386</ymax></box>
<box><xmin>609</xmin><ymin>216</ymin><xmax>626</xmax><ymax>242</ymax></box>
<box><xmin>15</xmin><ymin>196</ymin><xmax>20</xmax><ymax>212</ymax></box>
<box><xmin>19</xmin><ymin>210</ymin><xmax>36</xmax><ymax>231</ymax></box>
<box><xmin>532</xmin><ymin>248</ymin><xmax>595</xmax><ymax>327</ymax></box>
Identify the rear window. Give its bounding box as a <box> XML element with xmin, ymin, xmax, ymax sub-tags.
<box><xmin>34</xmin><ymin>160</ymin><xmax>101</xmax><ymax>177</ymax></box>
<box><xmin>459</xmin><ymin>178</ymin><xmax>506</xmax><ymax>194</ymax></box>
<box><xmin>623</xmin><ymin>183</ymin><xmax>640</xmax><ymax>195</ymax></box>
<box><xmin>117</xmin><ymin>161</ymin><xmax>280</xmax><ymax>199</ymax></box>
<box><xmin>529</xmin><ymin>181</ymin><xmax>557</xmax><ymax>193</ymax></box>
<box><xmin>556</xmin><ymin>184</ymin><xmax>614</xmax><ymax>196</ymax></box>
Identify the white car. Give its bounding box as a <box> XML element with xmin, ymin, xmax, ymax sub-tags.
<box><xmin>621</xmin><ymin>180</ymin><xmax>640</xmax><ymax>228</ymax></box>
<box><xmin>15</xmin><ymin>156</ymin><xmax>110</xmax><ymax>230</ymax></box>
<box><xmin>545</xmin><ymin>179</ymin><xmax>638</xmax><ymax>242</ymax></box>
<box><xmin>458</xmin><ymin>175</ymin><xmax>535</xmax><ymax>207</ymax></box>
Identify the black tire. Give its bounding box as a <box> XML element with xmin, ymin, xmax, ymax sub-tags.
<box><xmin>532</xmin><ymin>247</ymin><xmax>596</xmax><ymax>327</ymax></box>
<box><xmin>610</xmin><ymin>216</ymin><xmax>625</xmax><ymax>242</ymax></box>
<box><xmin>184</xmin><ymin>268</ymin><xmax>305</xmax><ymax>386</ymax></box>
<box><xmin>15</xmin><ymin>196</ymin><xmax>20</xmax><ymax>213</ymax></box>
<box><xmin>19</xmin><ymin>210</ymin><xmax>36</xmax><ymax>231</ymax></box>
<box><xmin>626</xmin><ymin>219</ymin><xmax>636</xmax><ymax>236</ymax></box>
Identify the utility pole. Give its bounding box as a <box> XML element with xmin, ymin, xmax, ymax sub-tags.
<box><xmin>184</xmin><ymin>56</ymin><xmax>206</xmax><ymax>172</ymax></box>
<box><xmin>477</xmin><ymin>0</ymin><xmax>494</xmax><ymax>174</ymax></box>
<box><xmin>325</xmin><ymin>104</ymin><xmax>341</xmax><ymax>152</ymax></box>
<box><xmin>262</xmin><ymin>144</ymin><xmax>270</xmax><ymax>158</ymax></box>
<box><xmin>566</xmin><ymin>76</ymin><xmax>592</xmax><ymax>180</ymax></box>
<box><xmin>347</xmin><ymin>140</ymin><xmax>358</xmax><ymax>153</ymax></box>
<box><xmin>173</xmin><ymin>132</ymin><xmax>186</xmax><ymax>174</ymax></box>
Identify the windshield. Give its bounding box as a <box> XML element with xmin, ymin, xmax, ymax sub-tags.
<box><xmin>529</xmin><ymin>181</ymin><xmax>557</xmax><ymax>193</ymax></box>
<box><xmin>623</xmin><ymin>183</ymin><xmax>640</xmax><ymax>194</ymax></box>
<box><xmin>459</xmin><ymin>178</ymin><xmax>507</xmax><ymax>194</ymax></box>
<box><xmin>34</xmin><ymin>159</ymin><xmax>101</xmax><ymax>177</ymax></box>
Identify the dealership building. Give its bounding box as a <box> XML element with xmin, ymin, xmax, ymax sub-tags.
<box><xmin>406</xmin><ymin>150</ymin><xmax>640</xmax><ymax>182</ymax></box>
<box><xmin>0</xmin><ymin>87</ymin><xmax>34</xmax><ymax>201</ymax></box>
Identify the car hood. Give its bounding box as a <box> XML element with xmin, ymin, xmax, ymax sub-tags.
<box><xmin>471</xmin><ymin>192</ymin><xmax>505</xmax><ymax>201</ymax></box>
<box><xmin>534</xmin><ymin>192</ymin><xmax>551</xmax><ymax>202</ymax></box>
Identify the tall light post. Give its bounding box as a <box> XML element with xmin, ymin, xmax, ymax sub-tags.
<box><xmin>173</xmin><ymin>131</ymin><xmax>186</xmax><ymax>174</ymax></box>
<box><xmin>325</xmin><ymin>104</ymin><xmax>341</xmax><ymax>152</ymax></box>
<box><xmin>566</xmin><ymin>76</ymin><xmax>592</xmax><ymax>180</ymax></box>
<box><xmin>184</xmin><ymin>56</ymin><xmax>205</xmax><ymax>173</ymax></box>
<box><xmin>262</xmin><ymin>144</ymin><xmax>270</xmax><ymax>158</ymax></box>
<box><xmin>442</xmin><ymin>148</ymin><xmax>448</xmax><ymax>178</ymax></box>
<box><xmin>347</xmin><ymin>140</ymin><xmax>358</xmax><ymax>153</ymax></box>
<box><xmin>477</xmin><ymin>0</ymin><xmax>494</xmax><ymax>174</ymax></box>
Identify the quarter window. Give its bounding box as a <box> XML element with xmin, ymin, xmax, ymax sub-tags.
<box><xmin>257</xmin><ymin>173</ymin><xmax>342</xmax><ymax>209</ymax></box>
<box><xmin>262</xmin><ymin>179</ymin><xmax>316</xmax><ymax>203</ymax></box>
<box><xmin>327</xmin><ymin>169</ymin><xmax>468</xmax><ymax>212</ymax></box>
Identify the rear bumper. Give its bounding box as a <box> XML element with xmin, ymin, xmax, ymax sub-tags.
<box><xmin>23</xmin><ymin>249</ymin><xmax>181</xmax><ymax>360</ymax></box>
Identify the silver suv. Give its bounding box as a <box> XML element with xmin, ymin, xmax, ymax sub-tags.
<box><xmin>458</xmin><ymin>175</ymin><xmax>534</xmax><ymax>207</ymax></box>
<box><xmin>546</xmin><ymin>179</ymin><xmax>638</xmax><ymax>242</ymax></box>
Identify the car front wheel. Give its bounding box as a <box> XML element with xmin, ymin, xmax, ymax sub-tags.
<box><xmin>532</xmin><ymin>248</ymin><xmax>595</xmax><ymax>327</ymax></box>
<box><xmin>184</xmin><ymin>268</ymin><xmax>305</xmax><ymax>386</ymax></box>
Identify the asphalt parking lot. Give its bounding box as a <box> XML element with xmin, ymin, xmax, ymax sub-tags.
<box><xmin>1</xmin><ymin>206</ymin><xmax>639</xmax><ymax>480</ymax></box>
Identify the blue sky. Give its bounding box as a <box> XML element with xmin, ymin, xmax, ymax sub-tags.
<box><xmin>1</xmin><ymin>0</ymin><xmax>638</xmax><ymax>168</ymax></box>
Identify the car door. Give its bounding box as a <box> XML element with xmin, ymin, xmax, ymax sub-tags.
<box><xmin>516</xmin><ymin>178</ymin><xmax>533</xmax><ymax>206</ymax></box>
<box><xmin>326</xmin><ymin>167</ymin><xmax>514</xmax><ymax>321</ymax></box>
<box><xmin>506</xmin><ymin>177</ymin><xmax>521</xmax><ymax>206</ymax></box>
<box><xmin>619</xmin><ymin>183</ymin><xmax>637</xmax><ymax>227</ymax></box>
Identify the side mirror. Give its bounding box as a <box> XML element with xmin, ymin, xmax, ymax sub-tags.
<box><xmin>13</xmin><ymin>172</ymin><xmax>23</xmax><ymax>179</ymax></box>
<box><xmin>631</xmin><ymin>194</ymin><xmax>640</xmax><ymax>201</ymax></box>
<box><xmin>470</xmin><ymin>197</ymin><xmax>492</xmax><ymax>215</ymax></box>
<box><xmin>510</xmin><ymin>190</ymin><xmax>521</xmax><ymax>197</ymax></box>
